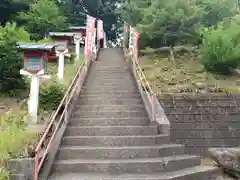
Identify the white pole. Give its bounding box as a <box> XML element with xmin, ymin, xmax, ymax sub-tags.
<box><xmin>58</xmin><ymin>52</ymin><xmax>65</xmax><ymax>80</ymax></box>
<box><xmin>104</xmin><ymin>32</ymin><xmax>107</xmax><ymax>48</ymax></box>
<box><xmin>28</xmin><ymin>74</ymin><xmax>40</xmax><ymax>123</ymax></box>
<box><xmin>75</xmin><ymin>40</ymin><xmax>80</xmax><ymax>59</ymax></box>
<box><xmin>92</xmin><ymin>29</ymin><xmax>96</xmax><ymax>54</ymax></box>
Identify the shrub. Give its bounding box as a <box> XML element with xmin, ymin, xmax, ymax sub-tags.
<box><xmin>0</xmin><ymin>111</ymin><xmax>34</xmax><ymax>159</ymax></box>
<box><xmin>200</xmin><ymin>20</ymin><xmax>240</xmax><ymax>74</ymax></box>
<box><xmin>0</xmin><ymin>111</ymin><xmax>35</xmax><ymax>180</ymax></box>
<box><xmin>0</xmin><ymin>40</ymin><xmax>26</xmax><ymax>94</ymax></box>
<box><xmin>0</xmin><ymin>22</ymin><xmax>32</xmax><ymax>94</ymax></box>
<box><xmin>39</xmin><ymin>81</ymin><xmax>64</xmax><ymax>111</ymax></box>
<box><xmin>0</xmin><ymin>22</ymin><xmax>31</xmax><ymax>42</ymax></box>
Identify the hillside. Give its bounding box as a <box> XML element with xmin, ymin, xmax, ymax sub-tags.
<box><xmin>139</xmin><ymin>52</ymin><xmax>240</xmax><ymax>95</ymax></box>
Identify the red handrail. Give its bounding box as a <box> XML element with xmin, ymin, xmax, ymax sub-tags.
<box><xmin>133</xmin><ymin>57</ymin><xmax>156</xmax><ymax>121</ymax></box>
<box><xmin>128</xmin><ymin>26</ymin><xmax>156</xmax><ymax>121</ymax></box>
<box><xmin>33</xmin><ymin>59</ymin><xmax>86</xmax><ymax>180</ymax></box>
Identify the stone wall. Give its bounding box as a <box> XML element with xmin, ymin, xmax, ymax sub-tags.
<box><xmin>159</xmin><ymin>93</ymin><xmax>240</xmax><ymax>156</ymax></box>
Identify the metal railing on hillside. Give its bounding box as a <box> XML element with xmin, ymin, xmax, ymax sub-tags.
<box><xmin>33</xmin><ymin>57</ymin><xmax>90</xmax><ymax>180</ymax></box>
<box><xmin>124</xmin><ymin>24</ymin><xmax>156</xmax><ymax>121</ymax></box>
<box><xmin>131</xmin><ymin>55</ymin><xmax>156</xmax><ymax>121</ymax></box>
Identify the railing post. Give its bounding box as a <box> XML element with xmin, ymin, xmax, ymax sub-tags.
<box><xmin>34</xmin><ymin>151</ymin><xmax>39</xmax><ymax>180</ymax></box>
<box><xmin>132</xmin><ymin>58</ymin><xmax>137</xmax><ymax>79</ymax></box>
<box><xmin>151</xmin><ymin>93</ymin><xmax>156</xmax><ymax>121</ymax></box>
<box><xmin>64</xmin><ymin>98</ymin><xmax>68</xmax><ymax>123</ymax></box>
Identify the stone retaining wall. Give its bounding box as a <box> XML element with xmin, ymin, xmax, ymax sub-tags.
<box><xmin>159</xmin><ymin>93</ymin><xmax>240</xmax><ymax>156</ymax></box>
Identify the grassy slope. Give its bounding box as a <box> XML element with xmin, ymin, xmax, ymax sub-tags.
<box><xmin>139</xmin><ymin>53</ymin><xmax>240</xmax><ymax>94</ymax></box>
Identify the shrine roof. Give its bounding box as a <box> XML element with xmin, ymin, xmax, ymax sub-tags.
<box><xmin>49</xmin><ymin>32</ymin><xmax>74</xmax><ymax>37</ymax></box>
<box><xmin>69</xmin><ymin>26</ymin><xmax>86</xmax><ymax>30</ymax></box>
<box><xmin>16</xmin><ymin>42</ymin><xmax>56</xmax><ymax>51</ymax></box>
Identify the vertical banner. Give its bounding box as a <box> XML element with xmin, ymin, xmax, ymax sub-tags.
<box><xmin>134</xmin><ymin>32</ymin><xmax>139</xmax><ymax>59</ymax></box>
<box><xmin>129</xmin><ymin>27</ymin><xmax>135</xmax><ymax>55</ymax></box>
<box><xmin>129</xmin><ymin>26</ymin><xmax>133</xmax><ymax>49</ymax></box>
<box><xmin>124</xmin><ymin>23</ymin><xmax>129</xmax><ymax>47</ymax></box>
<box><xmin>97</xmin><ymin>19</ymin><xmax>104</xmax><ymax>40</ymax></box>
<box><xmin>92</xmin><ymin>28</ymin><xmax>97</xmax><ymax>55</ymax></box>
<box><xmin>85</xmin><ymin>15</ymin><xmax>96</xmax><ymax>55</ymax></box>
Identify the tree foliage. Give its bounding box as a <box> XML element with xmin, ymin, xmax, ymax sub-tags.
<box><xmin>200</xmin><ymin>16</ymin><xmax>240</xmax><ymax>74</ymax></box>
<box><xmin>58</xmin><ymin>0</ymin><xmax>121</xmax><ymax>41</ymax></box>
<box><xmin>0</xmin><ymin>22</ymin><xmax>31</xmax><ymax>42</ymax></box>
<box><xmin>0</xmin><ymin>22</ymin><xmax>33</xmax><ymax>93</ymax></box>
<box><xmin>0</xmin><ymin>40</ymin><xmax>25</xmax><ymax>93</ymax></box>
<box><xmin>119</xmin><ymin>0</ymin><xmax>240</xmax><ymax>74</ymax></box>
<box><xmin>18</xmin><ymin>0</ymin><xmax>67</xmax><ymax>40</ymax></box>
<box><xmin>119</xmin><ymin>0</ymin><xmax>239</xmax><ymax>48</ymax></box>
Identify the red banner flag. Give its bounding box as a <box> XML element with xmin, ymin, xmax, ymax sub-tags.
<box><xmin>97</xmin><ymin>19</ymin><xmax>104</xmax><ymax>40</ymax></box>
<box><xmin>85</xmin><ymin>15</ymin><xmax>96</xmax><ymax>55</ymax></box>
<box><xmin>135</xmin><ymin>32</ymin><xmax>139</xmax><ymax>58</ymax></box>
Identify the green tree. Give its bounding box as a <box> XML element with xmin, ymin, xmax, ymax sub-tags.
<box><xmin>18</xmin><ymin>0</ymin><xmax>67</xmax><ymax>40</ymax></box>
<box><xmin>200</xmin><ymin>16</ymin><xmax>240</xmax><ymax>74</ymax></box>
<box><xmin>58</xmin><ymin>0</ymin><xmax>121</xmax><ymax>41</ymax></box>
<box><xmin>197</xmin><ymin>0</ymin><xmax>238</xmax><ymax>27</ymax></box>
<box><xmin>0</xmin><ymin>0</ymin><xmax>31</xmax><ymax>24</ymax></box>
<box><xmin>0</xmin><ymin>22</ymin><xmax>31</xmax><ymax>42</ymax></box>
<box><xmin>0</xmin><ymin>41</ymin><xmax>25</xmax><ymax>93</ymax></box>
<box><xmin>119</xmin><ymin>0</ymin><xmax>203</xmax><ymax>48</ymax></box>
<box><xmin>0</xmin><ymin>22</ymin><xmax>31</xmax><ymax>93</ymax></box>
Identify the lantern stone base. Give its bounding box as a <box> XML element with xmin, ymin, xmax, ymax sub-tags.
<box><xmin>23</xmin><ymin>115</ymin><xmax>46</xmax><ymax>134</ymax></box>
<box><xmin>26</xmin><ymin>123</ymin><xmax>46</xmax><ymax>134</ymax></box>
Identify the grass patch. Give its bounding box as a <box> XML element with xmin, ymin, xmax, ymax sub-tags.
<box><xmin>0</xmin><ymin>111</ymin><xmax>36</xmax><ymax>179</ymax></box>
<box><xmin>38</xmin><ymin>55</ymin><xmax>84</xmax><ymax>112</ymax></box>
<box><xmin>139</xmin><ymin>53</ymin><xmax>240</xmax><ymax>94</ymax></box>
<box><xmin>42</xmin><ymin>55</ymin><xmax>84</xmax><ymax>88</ymax></box>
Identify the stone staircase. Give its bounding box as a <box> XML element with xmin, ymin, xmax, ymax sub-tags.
<box><xmin>48</xmin><ymin>48</ymin><xmax>219</xmax><ymax>180</ymax></box>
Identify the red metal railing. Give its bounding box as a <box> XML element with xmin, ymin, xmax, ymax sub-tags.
<box><xmin>132</xmin><ymin>56</ymin><xmax>156</xmax><ymax>121</ymax></box>
<box><xmin>33</xmin><ymin>58</ymin><xmax>88</xmax><ymax>180</ymax></box>
<box><xmin>126</xmin><ymin>25</ymin><xmax>156</xmax><ymax>121</ymax></box>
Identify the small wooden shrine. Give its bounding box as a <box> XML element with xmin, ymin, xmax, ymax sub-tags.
<box><xmin>49</xmin><ymin>32</ymin><xmax>74</xmax><ymax>50</ymax></box>
<box><xmin>17</xmin><ymin>42</ymin><xmax>56</xmax><ymax>74</ymax></box>
<box><xmin>69</xmin><ymin>26</ymin><xmax>86</xmax><ymax>39</ymax></box>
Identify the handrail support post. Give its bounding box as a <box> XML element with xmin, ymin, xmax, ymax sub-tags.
<box><xmin>34</xmin><ymin>151</ymin><xmax>39</xmax><ymax>180</ymax></box>
<box><xmin>151</xmin><ymin>93</ymin><xmax>156</xmax><ymax>121</ymax></box>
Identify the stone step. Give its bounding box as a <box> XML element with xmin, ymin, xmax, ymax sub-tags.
<box><xmin>52</xmin><ymin>155</ymin><xmax>201</xmax><ymax>174</ymax></box>
<box><xmin>85</xmin><ymin>77</ymin><xmax>134</xmax><ymax>82</ymax></box>
<box><xmin>68</xmin><ymin>117</ymin><xmax>150</xmax><ymax>126</ymax></box>
<box><xmin>62</xmin><ymin>135</ymin><xmax>169</xmax><ymax>146</ymax></box>
<box><xmin>64</xmin><ymin>126</ymin><xmax>157</xmax><ymax>136</ymax></box>
<box><xmin>81</xmin><ymin>88</ymin><xmax>139</xmax><ymax>94</ymax></box>
<box><xmin>90</xmin><ymin>69</ymin><xmax>129</xmax><ymax>72</ymax></box>
<box><xmin>84</xmin><ymin>81</ymin><xmax>135</xmax><ymax>85</ymax></box>
<box><xmin>82</xmin><ymin>81</ymin><xmax>136</xmax><ymax>86</ymax></box>
<box><xmin>48</xmin><ymin>166</ymin><xmax>220</xmax><ymax>180</ymax></box>
<box><xmin>82</xmin><ymin>85</ymin><xmax>136</xmax><ymax>90</ymax></box>
<box><xmin>77</xmin><ymin>98</ymin><xmax>143</xmax><ymax>105</ymax></box>
<box><xmin>75</xmin><ymin>105</ymin><xmax>146</xmax><ymax>112</ymax></box>
<box><xmin>80</xmin><ymin>91</ymin><xmax>140</xmax><ymax>96</ymax></box>
<box><xmin>86</xmin><ymin>76</ymin><xmax>134</xmax><ymax>81</ymax></box>
<box><xmin>86</xmin><ymin>69</ymin><xmax>131</xmax><ymax>73</ymax></box>
<box><xmin>57</xmin><ymin>144</ymin><xmax>185</xmax><ymax>160</ymax></box>
<box><xmin>86</xmin><ymin>73</ymin><xmax>131</xmax><ymax>77</ymax></box>
<box><xmin>85</xmin><ymin>75</ymin><xmax>134</xmax><ymax>80</ymax></box>
<box><xmin>78</xmin><ymin>94</ymin><xmax>142</xmax><ymax>99</ymax></box>
<box><xmin>73</xmin><ymin>110</ymin><xmax>148</xmax><ymax>118</ymax></box>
